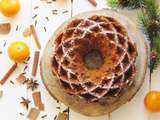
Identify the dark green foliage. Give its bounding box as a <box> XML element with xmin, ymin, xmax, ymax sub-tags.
<box><xmin>107</xmin><ymin>0</ymin><xmax>160</xmax><ymax>72</ymax></box>
<box><xmin>107</xmin><ymin>0</ymin><xmax>145</xmax><ymax>9</ymax></box>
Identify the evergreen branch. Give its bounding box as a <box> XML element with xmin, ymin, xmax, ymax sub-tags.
<box><xmin>150</xmin><ymin>35</ymin><xmax>160</xmax><ymax>72</ymax></box>
<box><xmin>153</xmin><ymin>35</ymin><xmax>160</xmax><ymax>57</ymax></box>
<box><xmin>107</xmin><ymin>0</ymin><xmax>160</xmax><ymax>72</ymax></box>
<box><xmin>144</xmin><ymin>0</ymin><xmax>160</xmax><ymax>21</ymax></box>
<box><xmin>107</xmin><ymin>0</ymin><xmax>145</xmax><ymax>9</ymax></box>
<box><xmin>108</xmin><ymin>0</ymin><xmax>118</xmax><ymax>8</ymax></box>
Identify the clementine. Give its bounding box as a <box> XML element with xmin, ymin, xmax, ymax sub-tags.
<box><xmin>144</xmin><ymin>91</ymin><xmax>160</xmax><ymax>112</ymax></box>
<box><xmin>8</xmin><ymin>41</ymin><xmax>30</xmax><ymax>63</ymax></box>
<box><xmin>0</xmin><ymin>0</ymin><xmax>20</xmax><ymax>17</ymax></box>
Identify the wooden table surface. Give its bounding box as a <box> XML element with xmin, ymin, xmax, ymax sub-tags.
<box><xmin>0</xmin><ymin>0</ymin><xmax>159</xmax><ymax>120</ymax></box>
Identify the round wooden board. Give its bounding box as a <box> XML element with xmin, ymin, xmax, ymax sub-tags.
<box><xmin>40</xmin><ymin>9</ymin><xmax>148</xmax><ymax>116</ymax></box>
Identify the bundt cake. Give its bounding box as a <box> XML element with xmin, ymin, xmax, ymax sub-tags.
<box><xmin>51</xmin><ymin>15</ymin><xmax>137</xmax><ymax>102</ymax></box>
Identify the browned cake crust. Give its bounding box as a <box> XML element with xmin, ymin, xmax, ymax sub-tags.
<box><xmin>51</xmin><ymin>15</ymin><xmax>137</xmax><ymax>102</ymax></box>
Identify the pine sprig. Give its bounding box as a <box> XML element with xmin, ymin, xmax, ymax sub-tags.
<box><xmin>138</xmin><ymin>0</ymin><xmax>160</xmax><ymax>71</ymax></box>
<box><xmin>150</xmin><ymin>36</ymin><xmax>160</xmax><ymax>73</ymax></box>
<box><xmin>144</xmin><ymin>0</ymin><xmax>160</xmax><ymax>21</ymax></box>
<box><xmin>107</xmin><ymin>0</ymin><xmax>160</xmax><ymax>72</ymax></box>
<box><xmin>153</xmin><ymin>35</ymin><xmax>160</xmax><ymax>58</ymax></box>
<box><xmin>107</xmin><ymin>0</ymin><xmax>145</xmax><ymax>9</ymax></box>
<box><xmin>108</xmin><ymin>0</ymin><xmax>119</xmax><ymax>8</ymax></box>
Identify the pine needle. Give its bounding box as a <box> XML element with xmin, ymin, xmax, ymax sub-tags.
<box><xmin>107</xmin><ymin>0</ymin><xmax>119</xmax><ymax>8</ymax></box>
<box><xmin>107</xmin><ymin>0</ymin><xmax>145</xmax><ymax>9</ymax></box>
<box><xmin>107</xmin><ymin>0</ymin><xmax>160</xmax><ymax>71</ymax></box>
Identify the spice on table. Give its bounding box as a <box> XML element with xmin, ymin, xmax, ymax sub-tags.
<box><xmin>32</xmin><ymin>91</ymin><xmax>44</xmax><ymax>111</ymax></box>
<box><xmin>41</xmin><ymin>114</ymin><xmax>47</xmax><ymax>118</ymax></box>
<box><xmin>52</xmin><ymin>10</ymin><xmax>58</xmax><ymax>15</ymax></box>
<box><xmin>32</xmin><ymin>51</ymin><xmax>40</xmax><ymax>76</ymax></box>
<box><xmin>16</xmin><ymin>73</ymin><xmax>26</xmax><ymax>83</ymax></box>
<box><xmin>44</xmin><ymin>27</ymin><xmax>47</xmax><ymax>32</ymax></box>
<box><xmin>35</xmin><ymin>20</ymin><xmax>38</xmax><ymax>27</ymax></box>
<box><xmin>45</xmin><ymin>16</ymin><xmax>49</xmax><ymax>21</ymax></box>
<box><xmin>88</xmin><ymin>0</ymin><xmax>97</xmax><ymax>6</ymax></box>
<box><xmin>10</xmin><ymin>80</ymin><xmax>15</xmax><ymax>85</ymax></box>
<box><xmin>0</xmin><ymin>63</ymin><xmax>17</xmax><ymax>85</ymax></box>
<box><xmin>56</xmin><ymin>112</ymin><xmax>68</xmax><ymax>120</ymax></box>
<box><xmin>62</xmin><ymin>10</ymin><xmax>68</xmax><ymax>14</ymax></box>
<box><xmin>23</xmin><ymin>65</ymin><xmax>28</xmax><ymax>72</ymax></box>
<box><xmin>3</xmin><ymin>42</ymin><xmax>6</xmax><ymax>47</ymax></box>
<box><xmin>30</xmin><ymin>25</ymin><xmax>41</xmax><ymax>49</ymax></box>
<box><xmin>23</xmin><ymin>27</ymin><xmax>32</xmax><ymax>37</ymax></box>
<box><xmin>27</xmin><ymin>78</ymin><xmax>39</xmax><ymax>91</ymax></box>
<box><xmin>16</xmin><ymin>25</ymin><xmax>19</xmax><ymax>31</ymax></box>
<box><xmin>20</xmin><ymin>97</ymin><xmax>31</xmax><ymax>109</ymax></box>
<box><xmin>34</xmin><ymin>6</ymin><xmax>39</xmax><ymax>10</ymax></box>
<box><xmin>27</xmin><ymin>107</ymin><xmax>40</xmax><ymax>120</ymax></box>
<box><xmin>0</xmin><ymin>23</ymin><xmax>11</xmax><ymax>34</ymax></box>
<box><xmin>19</xmin><ymin>112</ymin><xmax>24</xmax><ymax>116</ymax></box>
<box><xmin>32</xmin><ymin>14</ymin><xmax>38</xmax><ymax>19</ymax></box>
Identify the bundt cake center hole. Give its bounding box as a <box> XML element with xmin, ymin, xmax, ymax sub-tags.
<box><xmin>84</xmin><ymin>49</ymin><xmax>104</xmax><ymax>69</ymax></box>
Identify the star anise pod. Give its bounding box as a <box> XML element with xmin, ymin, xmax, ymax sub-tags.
<box><xmin>20</xmin><ymin>97</ymin><xmax>30</xmax><ymax>109</ymax></box>
<box><xmin>27</xmin><ymin>78</ymin><xmax>39</xmax><ymax>91</ymax></box>
<box><xmin>22</xmin><ymin>78</ymin><xmax>29</xmax><ymax>84</ymax></box>
<box><xmin>148</xmin><ymin>20</ymin><xmax>159</xmax><ymax>31</ymax></box>
<box><xmin>151</xmin><ymin>51</ymin><xmax>158</xmax><ymax>61</ymax></box>
<box><xmin>118</xmin><ymin>0</ymin><xmax>129</xmax><ymax>7</ymax></box>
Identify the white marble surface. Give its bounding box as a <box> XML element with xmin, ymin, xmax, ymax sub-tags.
<box><xmin>0</xmin><ymin>0</ymin><xmax>159</xmax><ymax>120</ymax></box>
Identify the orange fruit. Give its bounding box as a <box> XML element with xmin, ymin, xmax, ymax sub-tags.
<box><xmin>144</xmin><ymin>91</ymin><xmax>160</xmax><ymax>112</ymax></box>
<box><xmin>0</xmin><ymin>0</ymin><xmax>20</xmax><ymax>17</ymax></box>
<box><xmin>8</xmin><ymin>41</ymin><xmax>30</xmax><ymax>63</ymax></box>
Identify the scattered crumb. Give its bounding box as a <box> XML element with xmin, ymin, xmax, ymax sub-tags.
<box><xmin>56</xmin><ymin>106</ymin><xmax>60</xmax><ymax>109</ymax></box>
<box><xmin>35</xmin><ymin>20</ymin><xmax>38</xmax><ymax>27</ymax></box>
<box><xmin>41</xmin><ymin>114</ymin><xmax>47</xmax><ymax>118</ymax></box>
<box><xmin>10</xmin><ymin>80</ymin><xmax>15</xmax><ymax>85</ymax></box>
<box><xmin>34</xmin><ymin>6</ymin><xmax>39</xmax><ymax>10</ymax></box>
<box><xmin>19</xmin><ymin>112</ymin><xmax>24</xmax><ymax>116</ymax></box>
<box><xmin>44</xmin><ymin>27</ymin><xmax>47</xmax><ymax>32</ymax></box>
<box><xmin>23</xmin><ymin>65</ymin><xmax>28</xmax><ymax>72</ymax></box>
<box><xmin>16</xmin><ymin>25</ymin><xmax>19</xmax><ymax>31</ymax></box>
<box><xmin>62</xmin><ymin>10</ymin><xmax>68</xmax><ymax>14</ymax></box>
<box><xmin>45</xmin><ymin>16</ymin><xmax>49</xmax><ymax>21</ymax></box>
<box><xmin>32</xmin><ymin>14</ymin><xmax>38</xmax><ymax>19</ymax></box>
<box><xmin>3</xmin><ymin>42</ymin><xmax>6</xmax><ymax>47</ymax></box>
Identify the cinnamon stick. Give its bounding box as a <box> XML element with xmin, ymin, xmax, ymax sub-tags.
<box><xmin>0</xmin><ymin>23</ymin><xmax>11</xmax><ymax>34</ymax></box>
<box><xmin>56</xmin><ymin>112</ymin><xmax>68</xmax><ymax>120</ymax></box>
<box><xmin>30</xmin><ymin>25</ymin><xmax>41</xmax><ymax>49</ymax></box>
<box><xmin>88</xmin><ymin>0</ymin><xmax>97</xmax><ymax>6</ymax></box>
<box><xmin>0</xmin><ymin>63</ymin><xmax>17</xmax><ymax>85</ymax></box>
<box><xmin>32</xmin><ymin>51</ymin><xmax>40</xmax><ymax>76</ymax></box>
<box><xmin>32</xmin><ymin>91</ymin><xmax>44</xmax><ymax>111</ymax></box>
<box><xmin>27</xmin><ymin>107</ymin><xmax>40</xmax><ymax>120</ymax></box>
